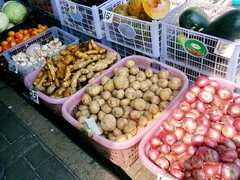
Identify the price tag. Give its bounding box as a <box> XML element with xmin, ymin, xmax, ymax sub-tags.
<box><xmin>85</xmin><ymin>118</ymin><xmax>101</xmax><ymax>135</ymax></box>
<box><xmin>8</xmin><ymin>62</ymin><xmax>18</xmax><ymax>74</ymax></box>
<box><xmin>29</xmin><ymin>89</ymin><xmax>39</xmax><ymax>104</ymax></box>
<box><xmin>68</xmin><ymin>1</ymin><xmax>77</xmax><ymax>13</ymax></box>
<box><xmin>214</xmin><ymin>40</ymin><xmax>236</xmax><ymax>58</ymax></box>
<box><xmin>103</xmin><ymin>10</ymin><xmax>114</xmax><ymax>23</ymax></box>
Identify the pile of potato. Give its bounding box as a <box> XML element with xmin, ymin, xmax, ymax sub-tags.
<box><xmin>33</xmin><ymin>40</ymin><xmax>117</xmax><ymax>98</ymax></box>
<box><xmin>75</xmin><ymin>60</ymin><xmax>182</xmax><ymax>142</ymax></box>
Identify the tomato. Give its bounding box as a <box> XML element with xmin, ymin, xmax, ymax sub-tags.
<box><xmin>37</xmin><ymin>24</ymin><xmax>43</xmax><ymax>29</ymax></box>
<box><xmin>28</xmin><ymin>28</ymin><xmax>33</xmax><ymax>33</ymax></box>
<box><xmin>1</xmin><ymin>41</ymin><xmax>8</xmax><ymax>46</ymax></box>
<box><xmin>2</xmin><ymin>45</ymin><xmax>11</xmax><ymax>51</ymax></box>
<box><xmin>15</xmin><ymin>32</ymin><xmax>24</xmax><ymax>39</ymax></box>
<box><xmin>6</xmin><ymin>37</ymin><xmax>14</xmax><ymax>43</ymax></box>
<box><xmin>19</xmin><ymin>29</ymin><xmax>24</xmax><ymax>34</ymax></box>
<box><xmin>23</xmin><ymin>30</ymin><xmax>28</xmax><ymax>35</ymax></box>
<box><xmin>38</xmin><ymin>29</ymin><xmax>43</xmax><ymax>33</ymax></box>
<box><xmin>7</xmin><ymin>31</ymin><xmax>15</xmax><ymax>37</ymax></box>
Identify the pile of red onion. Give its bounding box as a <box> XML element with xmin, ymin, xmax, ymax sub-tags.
<box><xmin>148</xmin><ymin>76</ymin><xmax>240</xmax><ymax>180</ymax></box>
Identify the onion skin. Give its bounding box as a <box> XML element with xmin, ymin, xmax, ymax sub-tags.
<box><xmin>169</xmin><ymin>168</ymin><xmax>184</xmax><ymax>179</ymax></box>
<box><xmin>216</xmin><ymin>145</ymin><xmax>227</xmax><ymax>154</ymax></box>
<box><xmin>228</xmin><ymin>104</ymin><xmax>240</xmax><ymax>118</ymax></box>
<box><xmin>217</xmin><ymin>88</ymin><xmax>233</xmax><ymax>101</ymax></box>
<box><xmin>155</xmin><ymin>157</ymin><xmax>169</xmax><ymax>169</ymax></box>
<box><xmin>232</xmin><ymin>134</ymin><xmax>240</xmax><ymax>148</ymax></box>
<box><xmin>191</xmin><ymin>134</ymin><xmax>205</xmax><ymax>146</ymax></box>
<box><xmin>197</xmin><ymin>115</ymin><xmax>210</xmax><ymax>127</ymax></box>
<box><xmin>205</xmin><ymin>137</ymin><xmax>218</xmax><ymax>148</ymax></box>
<box><xmin>222</xmin><ymin>125</ymin><xmax>237</xmax><ymax>139</ymax></box>
<box><xmin>171</xmin><ymin>141</ymin><xmax>187</xmax><ymax>155</ymax></box>
<box><xmin>221</xmin><ymin>137</ymin><xmax>237</xmax><ymax>150</ymax></box>
<box><xmin>174</xmin><ymin>127</ymin><xmax>186</xmax><ymax>140</ymax></box>
<box><xmin>162</xmin><ymin>121</ymin><xmax>174</xmax><ymax>132</ymax></box>
<box><xmin>179</xmin><ymin>101</ymin><xmax>191</xmax><ymax>112</ymax></box>
<box><xmin>207</xmin><ymin>128</ymin><xmax>222</xmax><ymax>142</ymax></box>
<box><xmin>183</xmin><ymin>133</ymin><xmax>193</xmax><ymax>145</ymax></box>
<box><xmin>220</xmin><ymin>149</ymin><xmax>238</xmax><ymax>162</ymax></box>
<box><xmin>210</xmin><ymin>110</ymin><xmax>223</xmax><ymax>122</ymax></box>
<box><xmin>189</xmin><ymin>85</ymin><xmax>201</xmax><ymax>96</ymax></box>
<box><xmin>234</xmin><ymin>118</ymin><xmax>240</xmax><ymax>131</ymax></box>
<box><xmin>221</xmin><ymin>162</ymin><xmax>240</xmax><ymax>180</ymax></box>
<box><xmin>211</xmin><ymin>122</ymin><xmax>223</xmax><ymax>131</ymax></box>
<box><xmin>190</xmin><ymin>156</ymin><xmax>204</xmax><ymax>169</ymax></box>
<box><xmin>195</xmin><ymin>76</ymin><xmax>209</xmax><ymax>88</ymax></box>
<box><xmin>203</xmin><ymin>164</ymin><xmax>222</xmax><ymax>179</ymax></box>
<box><xmin>196</xmin><ymin>100</ymin><xmax>205</xmax><ymax>113</ymax></box>
<box><xmin>192</xmin><ymin>169</ymin><xmax>207</xmax><ymax>180</ymax></box>
<box><xmin>198</xmin><ymin>90</ymin><xmax>214</xmax><ymax>103</ymax></box>
<box><xmin>209</xmin><ymin>80</ymin><xmax>220</xmax><ymax>89</ymax></box>
<box><xmin>182</xmin><ymin>117</ymin><xmax>197</xmax><ymax>134</ymax></box>
<box><xmin>162</xmin><ymin>132</ymin><xmax>177</xmax><ymax>145</ymax></box>
<box><xmin>159</xmin><ymin>144</ymin><xmax>170</xmax><ymax>154</ymax></box>
<box><xmin>187</xmin><ymin>145</ymin><xmax>197</xmax><ymax>156</ymax></box>
<box><xmin>204</xmin><ymin>85</ymin><xmax>216</xmax><ymax>94</ymax></box>
<box><xmin>196</xmin><ymin>124</ymin><xmax>209</xmax><ymax>135</ymax></box>
<box><xmin>171</xmin><ymin>162</ymin><xmax>184</xmax><ymax>171</ymax></box>
<box><xmin>148</xmin><ymin>149</ymin><xmax>160</xmax><ymax>162</ymax></box>
<box><xmin>172</xmin><ymin>109</ymin><xmax>185</xmax><ymax>121</ymax></box>
<box><xmin>184</xmin><ymin>91</ymin><xmax>196</xmax><ymax>104</ymax></box>
<box><xmin>220</xmin><ymin>102</ymin><xmax>231</xmax><ymax>115</ymax></box>
<box><xmin>149</xmin><ymin>136</ymin><xmax>162</xmax><ymax>149</ymax></box>
<box><xmin>221</xmin><ymin>115</ymin><xmax>235</xmax><ymax>125</ymax></box>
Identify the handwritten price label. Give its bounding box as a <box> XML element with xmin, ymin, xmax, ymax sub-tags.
<box><xmin>8</xmin><ymin>63</ymin><xmax>18</xmax><ymax>74</ymax></box>
<box><xmin>29</xmin><ymin>89</ymin><xmax>39</xmax><ymax>104</ymax></box>
<box><xmin>103</xmin><ymin>10</ymin><xmax>114</xmax><ymax>23</ymax></box>
<box><xmin>214</xmin><ymin>40</ymin><xmax>236</xmax><ymax>58</ymax></box>
<box><xmin>68</xmin><ymin>1</ymin><xmax>77</xmax><ymax>13</ymax></box>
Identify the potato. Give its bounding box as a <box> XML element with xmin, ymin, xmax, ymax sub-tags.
<box><xmin>78</xmin><ymin>116</ymin><xmax>87</xmax><ymax>124</ymax></box>
<box><xmin>101</xmin><ymin>76</ymin><xmax>110</xmax><ymax>85</ymax></box>
<box><xmin>117</xmin><ymin>118</ymin><xmax>128</xmax><ymax>129</ymax></box>
<box><xmin>159</xmin><ymin>101</ymin><xmax>169</xmax><ymax>112</ymax></box>
<box><xmin>144</xmin><ymin>111</ymin><xmax>153</xmax><ymax>120</ymax></box>
<box><xmin>132</xmin><ymin>99</ymin><xmax>146</xmax><ymax>110</ymax></box>
<box><xmin>136</xmin><ymin>71</ymin><xmax>146</xmax><ymax>81</ymax></box>
<box><xmin>101</xmin><ymin>114</ymin><xmax>116</xmax><ymax>131</ymax></box>
<box><xmin>150</xmin><ymin>74</ymin><xmax>159</xmax><ymax>84</ymax></box>
<box><xmin>108</xmin><ymin>133</ymin><xmax>116</xmax><ymax>141</ymax></box>
<box><xmin>143</xmin><ymin>91</ymin><xmax>155</xmax><ymax>102</ymax></box>
<box><xmin>75</xmin><ymin>111</ymin><xmax>81</xmax><ymax>119</ymax></box>
<box><xmin>145</xmin><ymin>68</ymin><xmax>153</xmax><ymax>78</ymax></box>
<box><xmin>116</xmin><ymin>89</ymin><xmax>125</xmax><ymax>99</ymax></box>
<box><xmin>89</xmin><ymin>114</ymin><xmax>97</xmax><ymax>121</ymax></box>
<box><xmin>140</xmin><ymin>81</ymin><xmax>149</xmax><ymax>92</ymax></box>
<box><xmin>115</xmin><ymin>135</ymin><xmax>127</xmax><ymax>142</ymax></box>
<box><xmin>112</xmin><ymin>107</ymin><xmax>123</xmax><ymax>118</ymax></box>
<box><xmin>82</xmin><ymin>94</ymin><xmax>92</xmax><ymax>105</ymax></box>
<box><xmin>123</xmin><ymin>123</ymin><xmax>137</xmax><ymax>134</ymax></box>
<box><xmin>125</xmin><ymin>133</ymin><xmax>133</xmax><ymax>139</ymax></box>
<box><xmin>113</xmin><ymin>128</ymin><xmax>122</xmax><ymax>136</ymax></box>
<box><xmin>96</xmin><ymin>98</ymin><xmax>105</xmax><ymax>106</ymax></box>
<box><xmin>86</xmin><ymin>71</ymin><xmax>94</xmax><ymax>79</ymax></box>
<box><xmin>173</xmin><ymin>90</ymin><xmax>179</xmax><ymax>96</ymax></box>
<box><xmin>155</xmin><ymin>88</ymin><xmax>163</xmax><ymax>96</ymax></box>
<box><xmin>153</xmin><ymin>112</ymin><xmax>161</xmax><ymax>119</ymax></box>
<box><xmin>102</xmin><ymin>91</ymin><xmax>112</xmax><ymax>100</ymax></box>
<box><xmin>122</xmin><ymin>106</ymin><xmax>132</xmax><ymax>119</ymax></box>
<box><xmin>157</xmin><ymin>79</ymin><xmax>168</xmax><ymax>88</ymax></box>
<box><xmin>104</xmin><ymin>79</ymin><xmax>114</xmax><ymax>92</ymax></box>
<box><xmin>128</xmin><ymin>120</ymin><xmax>137</xmax><ymax>127</ymax></box>
<box><xmin>130</xmin><ymin>81</ymin><xmax>140</xmax><ymax>90</ymax></box>
<box><xmin>120</xmin><ymin>99</ymin><xmax>130</xmax><ymax>106</ymax></box>
<box><xmin>137</xmin><ymin>126</ymin><xmax>145</xmax><ymax>134</ymax></box>
<box><xmin>168</xmin><ymin>77</ymin><xmax>181</xmax><ymax>90</ymax></box>
<box><xmin>151</xmin><ymin>96</ymin><xmax>160</xmax><ymax>104</ymax></box>
<box><xmin>112</xmin><ymin>90</ymin><xmax>118</xmax><ymax>97</ymax></box>
<box><xmin>129</xmin><ymin>66</ymin><xmax>139</xmax><ymax>75</ymax></box>
<box><xmin>130</xmin><ymin>110</ymin><xmax>141</xmax><ymax>120</ymax></box>
<box><xmin>138</xmin><ymin>116</ymin><xmax>148</xmax><ymax>126</ymax></box>
<box><xmin>128</xmin><ymin>75</ymin><xmax>136</xmax><ymax>83</ymax></box>
<box><xmin>78</xmin><ymin>105</ymin><xmax>88</xmax><ymax>111</ymax></box>
<box><xmin>148</xmin><ymin>104</ymin><xmax>159</xmax><ymax>114</ymax></box>
<box><xmin>135</xmin><ymin>90</ymin><xmax>143</xmax><ymax>98</ymax></box>
<box><xmin>160</xmin><ymin>89</ymin><xmax>171</xmax><ymax>101</ymax></box>
<box><xmin>114</xmin><ymin>67</ymin><xmax>129</xmax><ymax>76</ymax></box>
<box><xmin>113</xmin><ymin>76</ymin><xmax>129</xmax><ymax>90</ymax></box>
<box><xmin>79</xmin><ymin>75</ymin><xmax>87</xmax><ymax>83</ymax></box>
<box><xmin>169</xmin><ymin>95</ymin><xmax>175</xmax><ymax>101</ymax></box>
<box><xmin>89</xmin><ymin>101</ymin><xmax>100</xmax><ymax>114</ymax></box>
<box><xmin>158</xmin><ymin>70</ymin><xmax>170</xmax><ymax>79</ymax></box>
<box><xmin>87</xmin><ymin>84</ymin><xmax>102</xmax><ymax>96</ymax></box>
<box><xmin>125</xmin><ymin>60</ymin><xmax>135</xmax><ymax>68</ymax></box>
<box><xmin>80</xmin><ymin>109</ymin><xmax>90</xmax><ymax>117</ymax></box>
<box><xmin>125</xmin><ymin>88</ymin><xmax>136</xmax><ymax>100</ymax></box>
<box><xmin>101</xmin><ymin>104</ymin><xmax>112</xmax><ymax>114</ymax></box>
<box><xmin>108</xmin><ymin>97</ymin><xmax>120</xmax><ymax>108</ymax></box>
<box><xmin>98</xmin><ymin>111</ymin><xmax>105</xmax><ymax>121</ymax></box>
<box><xmin>146</xmin><ymin>79</ymin><xmax>152</xmax><ymax>87</ymax></box>
<box><xmin>149</xmin><ymin>83</ymin><xmax>158</xmax><ymax>92</ymax></box>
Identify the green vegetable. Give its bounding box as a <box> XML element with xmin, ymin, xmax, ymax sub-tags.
<box><xmin>204</xmin><ymin>9</ymin><xmax>240</xmax><ymax>41</ymax></box>
<box><xmin>2</xmin><ymin>1</ymin><xmax>27</xmax><ymax>24</ymax></box>
<box><xmin>0</xmin><ymin>12</ymin><xmax>9</xmax><ymax>33</ymax></box>
<box><xmin>7</xmin><ymin>23</ymin><xmax>14</xmax><ymax>29</ymax></box>
<box><xmin>179</xmin><ymin>7</ymin><xmax>210</xmax><ymax>32</ymax></box>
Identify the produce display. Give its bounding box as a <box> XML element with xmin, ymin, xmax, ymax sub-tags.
<box><xmin>0</xmin><ymin>1</ymin><xmax>28</xmax><ymax>32</ymax></box>
<box><xmin>12</xmin><ymin>38</ymin><xmax>66</xmax><ymax>67</ymax></box>
<box><xmin>113</xmin><ymin>0</ymin><xmax>170</xmax><ymax>21</ymax></box>
<box><xmin>179</xmin><ymin>7</ymin><xmax>240</xmax><ymax>41</ymax></box>
<box><xmin>33</xmin><ymin>40</ymin><xmax>118</xmax><ymax>98</ymax></box>
<box><xmin>74</xmin><ymin>60</ymin><xmax>182</xmax><ymax>142</ymax></box>
<box><xmin>147</xmin><ymin>76</ymin><xmax>240</xmax><ymax>179</ymax></box>
<box><xmin>0</xmin><ymin>24</ymin><xmax>48</xmax><ymax>52</ymax></box>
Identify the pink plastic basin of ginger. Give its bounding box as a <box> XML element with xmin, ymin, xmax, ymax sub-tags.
<box><xmin>139</xmin><ymin>77</ymin><xmax>240</xmax><ymax>178</ymax></box>
<box><xmin>24</xmin><ymin>42</ymin><xmax>121</xmax><ymax>115</ymax></box>
<box><xmin>61</xmin><ymin>55</ymin><xmax>189</xmax><ymax>166</ymax></box>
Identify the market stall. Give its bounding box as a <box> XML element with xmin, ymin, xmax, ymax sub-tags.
<box><xmin>1</xmin><ymin>0</ymin><xmax>240</xmax><ymax>179</ymax></box>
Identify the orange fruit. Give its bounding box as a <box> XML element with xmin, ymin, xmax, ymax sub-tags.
<box><xmin>1</xmin><ymin>41</ymin><xmax>8</xmax><ymax>46</ymax></box>
<box><xmin>15</xmin><ymin>32</ymin><xmax>24</xmax><ymax>39</ymax></box>
<box><xmin>8</xmin><ymin>31</ymin><xmax>15</xmax><ymax>37</ymax></box>
<box><xmin>2</xmin><ymin>45</ymin><xmax>11</xmax><ymax>51</ymax></box>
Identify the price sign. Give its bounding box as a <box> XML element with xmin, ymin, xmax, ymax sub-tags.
<box><xmin>8</xmin><ymin>62</ymin><xmax>18</xmax><ymax>74</ymax></box>
<box><xmin>68</xmin><ymin>1</ymin><xmax>77</xmax><ymax>13</ymax></box>
<box><xmin>103</xmin><ymin>10</ymin><xmax>114</xmax><ymax>23</ymax></box>
<box><xmin>85</xmin><ymin>118</ymin><xmax>101</xmax><ymax>135</ymax></box>
<box><xmin>214</xmin><ymin>40</ymin><xmax>236</xmax><ymax>58</ymax></box>
<box><xmin>29</xmin><ymin>89</ymin><xmax>39</xmax><ymax>104</ymax></box>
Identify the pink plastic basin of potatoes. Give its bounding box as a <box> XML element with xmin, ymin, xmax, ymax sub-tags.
<box><xmin>61</xmin><ymin>55</ymin><xmax>189</xmax><ymax>166</ymax></box>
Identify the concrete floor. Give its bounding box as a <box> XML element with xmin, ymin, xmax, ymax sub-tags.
<box><xmin>0</xmin><ymin>80</ymin><xmax>131</xmax><ymax>180</ymax></box>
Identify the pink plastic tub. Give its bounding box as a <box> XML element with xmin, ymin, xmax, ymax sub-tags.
<box><xmin>24</xmin><ymin>42</ymin><xmax>121</xmax><ymax>115</ymax></box>
<box><xmin>139</xmin><ymin>77</ymin><xmax>240</xmax><ymax>178</ymax></box>
<box><xmin>61</xmin><ymin>55</ymin><xmax>189</xmax><ymax>166</ymax></box>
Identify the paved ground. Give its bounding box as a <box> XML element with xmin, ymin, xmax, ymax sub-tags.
<box><xmin>0</xmin><ymin>81</ymin><xmax>131</xmax><ymax>180</ymax></box>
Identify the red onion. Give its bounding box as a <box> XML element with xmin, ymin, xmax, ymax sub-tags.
<box><xmin>196</xmin><ymin>100</ymin><xmax>206</xmax><ymax>113</ymax></box>
<box><xmin>179</xmin><ymin>101</ymin><xmax>191</xmax><ymax>112</ymax></box>
<box><xmin>191</xmin><ymin>134</ymin><xmax>205</xmax><ymax>146</ymax></box>
<box><xmin>234</xmin><ymin>119</ymin><xmax>240</xmax><ymax>131</ymax></box>
<box><xmin>172</xmin><ymin>108</ymin><xmax>184</xmax><ymax>121</ymax></box>
<box><xmin>197</xmin><ymin>115</ymin><xmax>211</xmax><ymax>127</ymax></box>
<box><xmin>232</xmin><ymin>134</ymin><xmax>240</xmax><ymax>148</ymax></box>
<box><xmin>211</xmin><ymin>122</ymin><xmax>223</xmax><ymax>131</ymax></box>
<box><xmin>192</xmin><ymin>169</ymin><xmax>207</xmax><ymax>180</ymax></box>
<box><xmin>183</xmin><ymin>159</ymin><xmax>193</xmax><ymax>170</ymax></box>
<box><xmin>182</xmin><ymin>117</ymin><xmax>197</xmax><ymax>134</ymax></box>
<box><xmin>195</xmin><ymin>76</ymin><xmax>209</xmax><ymax>88</ymax></box>
<box><xmin>185</xmin><ymin>112</ymin><xmax>196</xmax><ymax>119</ymax></box>
<box><xmin>183</xmin><ymin>133</ymin><xmax>193</xmax><ymax>145</ymax></box>
<box><xmin>171</xmin><ymin>162</ymin><xmax>184</xmax><ymax>171</ymax></box>
<box><xmin>205</xmin><ymin>137</ymin><xmax>218</xmax><ymax>148</ymax></box>
<box><xmin>216</xmin><ymin>145</ymin><xmax>227</xmax><ymax>154</ymax></box>
<box><xmin>197</xmin><ymin>147</ymin><xmax>219</xmax><ymax>163</ymax></box>
<box><xmin>204</xmin><ymin>85</ymin><xmax>216</xmax><ymax>94</ymax></box>
<box><xmin>164</xmin><ymin>154</ymin><xmax>177</xmax><ymax>164</ymax></box>
<box><xmin>171</xmin><ymin>141</ymin><xmax>187</xmax><ymax>155</ymax></box>
<box><xmin>222</xmin><ymin>125</ymin><xmax>237</xmax><ymax>139</ymax></box>
<box><xmin>209</xmin><ymin>80</ymin><xmax>220</xmax><ymax>89</ymax></box>
<box><xmin>170</xmin><ymin>118</ymin><xmax>182</xmax><ymax>127</ymax></box>
<box><xmin>190</xmin><ymin>109</ymin><xmax>200</xmax><ymax>118</ymax></box>
<box><xmin>184</xmin><ymin>171</ymin><xmax>192</xmax><ymax>178</ymax></box>
<box><xmin>149</xmin><ymin>136</ymin><xmax>162</xmax><ymax>149</ymax></box>
<box><xmin>159</xmin><ymin>144</ymin><xmax>170</xmax><ymax>154</ymax></box>
<box><xmin>174</xmin><ymin>127</ymin><xmax>186</xmax><ymax>140</ymax></box>
<box><xmin>155</xmin><ymin>157</ymin><xmax>169</xmax><ymax>169</ymax></box>
<box><xmin>220</xmin><ymin>149</ymin><xmax>238</xmax><ymax>162</ymax></box>
<box><xmin>189</xmin><ymin>85</ymin><xmax>201</xmax><ymax>96</ymax></box>
<box><xmin>162</xmin><ymin>121</ymin><xmax>174</xmax><ymax>132</ymax></box>
<box><xmin>187</xmin><ymin>145</ymin><xmax>197</xmax><ymax>156</ymax></box>
<box><xmin>210</xmin><ymin>109</ymin><xmax>223</xmax><ymax>122</ymax></box>
<box><xmin>237</xmin><ymin>148</ymin><xmax>240</xmax><ymax>157</ymax></box>
<box><xmin>235</xmin><ymin>158</ymin><xmax>240</xmax><ymax>167</ymax></box>
<box><xmin>221</xmin><ymin>162</ymin><xmax>240</xmax><ymax>180</ymax></box>
<box><xmin>207</xmin><ymin>128</ymin><xmax>222</xmax><ymax>142</ymax></box>
<box><xmin>221</xmin><ymin>115</ymin><xmax>235</xmax><ymax>125</ymax></box>
<box><xmin>203</xmin><ymin>164</ymin><xmax>222</xmax><ymax>179</ymax></box>
<box><xmin>191</xmin><ymin>101</ymin><xmax>197</xmax><ymax>109</ymax></box>
<box><xmin>162</xmin><ymin>132</ymin><xmax>177</xmax><ymax>145</ymax></box>
<box><xmin>184</xmin><ymin>91</ymin><xmax>197</xmax><ymax>104</ymax></box>
<box><xmin>190</xmin><ymin>155</ymin><xmax>205</xmax><ymax>169</ymax></box>
<box><xmin>234</xmin><ymin>96</ymin><xmax>240</xmax><ymax>104</ymax></box>
<box><xmin>148</xmin><ymin>149</ymin><xmax>160</xmax><ymax>162</ymax></box>
<box><xmin>221</xmin><ymin>137</ymin><xmax>237</xmax><ymax>150</ymax></box>
<box><xmin>213</xmin><ymin>94</ymin><xmax>223</xmax><ymax>107</ymax></box>
<box><xmin>196</xmin><ymin>124</ymin><xmax>209</xmax><ymax>135</ymax></box>
<box><xmin>169</xmin><ymin>168</ymin><xmax>184</xmax><ymax>179</ymax></box>
<box><xmin>220</xmin><ymin>101</ymin><xmax>231</xmax><ymax>115</ymax></box>
<box><xmin>228</xmin><ymin>104</ymin><xmax>240</xmax><ymax>118</ymax></box>
<box><xmin>217</xmin><ymin>88</ymin><xmax>233</xmax><ymax>101</ymax></box>
<box><xmin>198</xmin><ymin>90</ymin><xmax>214</xmax><ymax>103</ymax></box>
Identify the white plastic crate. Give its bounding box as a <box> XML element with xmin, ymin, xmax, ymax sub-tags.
<box><xmin>161</xmin><ymin>1</ymin><xmax>240</xmax><ymax>83</ymax></box>
<box><xmin>101</xmin><ymin>0</ymin><xmax>185</xmax><ymax>58</ymax></box>
<box><xmin>54</xmin><ymin>0</ymin><xmax>111</xmax><ymax>39</ymax></box>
